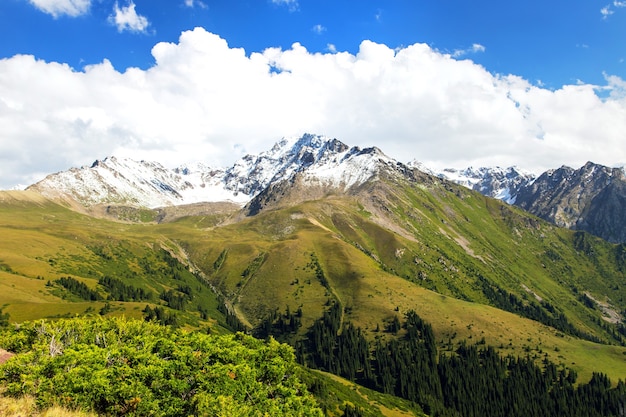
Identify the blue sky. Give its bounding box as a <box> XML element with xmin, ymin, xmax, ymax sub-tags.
<box><xmin>3</xmin><ymin>0</ymin><xmax>625</xmax><ymax>86</ymax></box>
<box><xmin>0</xmin><ymin>0</ymin><xmax>625</xmax><ymax>188</ymax></box>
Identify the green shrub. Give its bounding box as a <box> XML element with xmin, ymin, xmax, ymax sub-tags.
<box><xmin>0</xmin><ymin>317</ymin><xmax>323</xmax><ymax>416</ymax></box>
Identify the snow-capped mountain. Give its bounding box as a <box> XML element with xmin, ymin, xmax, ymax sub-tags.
<box><xmin>27</xmin><ymin>157</ymin><xmax>241</xmax><ymax>208</ymax></box>
<box><xmin>427</xmin><ymin>166</ymin><xmax>536</xmax><ymax>204</ymax></box>
<box><xmin>23</xmin><ymin>135</ymin><xmax>626</xmax><ymax>243</ymax></box>
<box><xmin>221</xmin><ymin>133</ymin><xmax>396</xmax><ymax>196</ymax></box>
<box><xmin>426</xmin><ymin>161</ymin><xmax>626</xmax><ymax>244</ymax></box>
<box><xmin>28</xmin><ymin>134</ymin><xmax>398</xmax><ymax>209</ymax></box>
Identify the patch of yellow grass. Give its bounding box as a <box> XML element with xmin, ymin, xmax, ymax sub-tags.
<box><xmin>0</xmin><ymin>394</ymin><xmax>96</xmax><ymax>417</ymax></box>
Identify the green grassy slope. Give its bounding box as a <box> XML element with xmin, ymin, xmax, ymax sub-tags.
<box><xmin>165</xmin><ymin>198</ymin><xmax>626</xmax><ymax>382</ymax></box>
<box><xmin>0</xmin><ymin>191</ymin><xmax>229</xmax><ymax>331</ymax></box>
<box><xmin>1</xmin><ymin>179</ymin><xmax>626</xmax><ymax>384</ymax></box>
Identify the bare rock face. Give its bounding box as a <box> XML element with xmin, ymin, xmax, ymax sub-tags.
<box><xmin>430</xmin><ymin>161</ymin><xmax>626</xmax><ymax>243</ymax></box>
<box><xmin>572</xmin><ymin>176</ymin><xmax>626</xmax><ymax>243</ymax></box>
<box><xmin>514</xmin><ymin>162</ymin><xmax>626</xmax><ymax>243</ymax></box>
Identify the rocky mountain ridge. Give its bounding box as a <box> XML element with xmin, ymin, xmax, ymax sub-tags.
<box><xmin>437</xmin><ymin>162</ymin><xmax>626</xmax><ymax>243</ymax></box>
<box><xmin>28</xmin><ymin>134</ymin><xmax>399</xmax><ymax>210</ymax></box>
<box><xmin>432</xmin><ymin>165</ymin><xmax>536</xmax><ymax>204</ymax></box>
<box><xmin>514</xmin><ymin>162</ymin><xmax>626</xmax><ymax>243</ymax></box>
<box><xmin>25</xmin><ymin>134</ymin><xmax>626</xmax><ymax>242</ymax></box>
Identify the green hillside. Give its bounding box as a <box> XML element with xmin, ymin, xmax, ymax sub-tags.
<box><xmin>0</xmin><ymin>316</ymin><xmax>424</xmax><ymax>417</ymax></box>
<box><xmin>1</xmin><ymin>177</ymin><xmax>626</xmax><ymax>415</ymax></box>
<box><xmin>0</xmin><ymin>191</ymin><xmax>229</xmax><ymax>331</ymax></box>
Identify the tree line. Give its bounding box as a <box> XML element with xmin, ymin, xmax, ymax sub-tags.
<box><xmin>56</xmin><ymin>276</ymin><xmax>103</xmax><ymax>301</ymax></box>
<box><xmin>297</xmin><ymin>304</ymin><xmax>626</xmax><ymax>417</ymax></box>
<box><xmin>476</xmin><ymin>274</ymin><xmax>604</xmax><ymax>344</ymax></box>
<box><xmin>98</xmin><ymin>275</ymin><xmax>153</xmax><ymax>302</ymax></box>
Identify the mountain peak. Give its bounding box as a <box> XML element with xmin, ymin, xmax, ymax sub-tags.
<box><xmin>29</xmin><ymin>155</ymin><xmax>248</xmax><ymax>208</ymax></box>
<box><xmin>434</xmin><ymin>165</ymin><xmax>535</xmax><ymax>204</ymax></box>
<box><xmin>22</xmin><ymin>136</ymin><xmax>626</xmax><ymax>243</ymax></box>
<box><xmin>90</xmin><ymin>156</ymin><xmax>117</xmax><ymax>169</ymax></box>
<box><xmin>514</xmin><ymin>161</ymin><xmax>626</xmax><ymax>242</ymax></box>
<box><xmin>27</xmin><ymin>134</ymin><xmax>393</xmax><ymax>210</ymax></box>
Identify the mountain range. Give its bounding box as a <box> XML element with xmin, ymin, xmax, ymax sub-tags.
<box><xmin>436</xmin><ymin>161</ymin><xmax>626</xmax><ymax>244</ymax></box>
<box><xmin>3</xmin><ymin>133</ymin><xmax>626</xmax><ymax>415</ymax></box>
<box><xmin>28</xmin><ymin>134</ymin><xmax>389</xmax><ymax>209</ymax></box>
<box><xmin>28</xmin><ymin>133</ymin><xmax>626</xmax><ymax>243</ymax></box>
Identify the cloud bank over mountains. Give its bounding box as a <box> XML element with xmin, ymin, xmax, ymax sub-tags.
<box><xmin>1</xmin><ymin>27</ymin><xmax>625</xmax><ymax>189</ymax></box>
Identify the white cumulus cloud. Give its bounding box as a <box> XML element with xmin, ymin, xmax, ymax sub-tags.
<box><xmin>452</xmin><ymin>43</ymin><xmax>486</xmax><ymax>58</ymax></box>
<box><xmin>602</xmin><ymin>1</ymin><xmax>626</xmax><ymax>18</ymax></box>
<box><xmin>601</xmin><ymin>6</ymin><xmax>614</xmax><ymax>18</ymax></box>
<box><xmin>312</xmin><ymin>24</ymin><xmax>326</xmax><ymax>35</ymax></box>
<box><xmin>0</xmin><ymin>28</ymin><xmax>625</xmax><ymax>189</ymax></box>
<box><xmin>184</xmin><ymin>0</ymin><xmax>207</xmax><ymax>8</ymax></box>
<box><xmin>28</xmin><ymin>0</ymin><xmax>91</xmax><ymax>18</ymax></box>
<box><xmin>109</xmin><ymin>1</ymin><xmax>150</xmax><ymax>33</ymax></box>
<box><xmin>271</xmin><ymin>0</ymin><xmax>299</xmax><ymax>12</ymax></box>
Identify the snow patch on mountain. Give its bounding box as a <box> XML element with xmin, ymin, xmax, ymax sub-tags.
<box><xmin>406</xmin><ymin>160</ymin><xmax>436</xmax><ymax>176</ymax></box>
<box><xmin>303</xmin><ymin>146</ymin><xmax>396</xmax><ymax>189</ymax></box>
<box><xmin>409</xmin><ymin>163</ymin><xmax>536</xmax><ymax>205</ymax></box>
<box><xmin>30</xmin><ymin>157</ymin><xmax>248</xmax><ymax>208</ymax></box>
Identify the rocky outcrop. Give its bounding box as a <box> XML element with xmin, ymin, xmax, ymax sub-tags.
<box><xmin>514</xmin><ymin>162</ymin><xmax>626</xmax><ymax>243</ymax></box>
<box><xmin>431</xmin><ymin>161</ymin><xmax>626</xmax><ymax>243</ymax></box>
<box><xmin>436</xmin><ymin>166</ymin><xmax>535</xmax><ymax>203</ymax></box>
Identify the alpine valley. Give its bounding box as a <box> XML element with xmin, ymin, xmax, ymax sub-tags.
<box><xmin>2</xmin><ymin>134</ymin><xmax>626</xmax><ymax>416</ymax></box>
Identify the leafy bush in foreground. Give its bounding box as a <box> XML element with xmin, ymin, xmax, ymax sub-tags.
<box><xmin>0</xmin><ymin>317</ymin><xmax>323</xmax><ymax>416</ymax></box>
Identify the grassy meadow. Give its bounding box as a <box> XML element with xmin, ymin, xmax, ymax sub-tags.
<box><xmin>1</xmin><ymin>184</ymin><xmax>626</xmax><ymax>386</ymax></box>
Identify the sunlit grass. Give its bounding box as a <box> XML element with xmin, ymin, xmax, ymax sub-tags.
<box><xmin>1</xmin><ymin>188</ymin><xmax>626</xmax><ymax>384</ymax></box>
<box><xmin>0</xmin><ymin>394</ymin><xmax>96</xmax><ymax>417</ymax></box>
